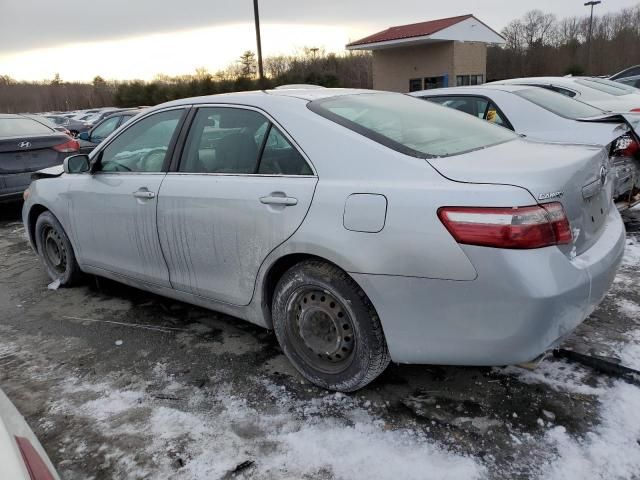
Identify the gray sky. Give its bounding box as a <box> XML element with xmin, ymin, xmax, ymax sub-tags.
<box><xmin>0</xmin><ymin>0</ymin><xmax>638</xmax><ymax>80</ymax></box>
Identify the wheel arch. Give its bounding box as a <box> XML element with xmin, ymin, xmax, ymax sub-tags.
<box><xmin>27</xmin><ymin>203</ymin><xmax>50</xmax><ymax>250</ymax></box>
<box><xmin>260</xmin><ymin>252</ymin><xmax>378</xmax><ymax>330</ymax></box>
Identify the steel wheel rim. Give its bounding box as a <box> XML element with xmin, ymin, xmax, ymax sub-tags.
<box><xmin>42</xmin><ymin>226</ymin><xmax>67</xmax><ymax>276</ymax></box>
<box><xmin>285</xmin><ymin>287</ymin><xmax>356</xmax><ymax>374</ymax></box>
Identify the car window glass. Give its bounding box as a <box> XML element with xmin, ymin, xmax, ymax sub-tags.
<box><xmin>575</xmin><ymin>78</ymin><xmax>635</xmax><ymax>96</ymax></box>
<box><xmin>310</xmin><ymin>93</ymin><xmax>516</xmax><ymax>158</ymax></box>
<box><xmin>91</xmin><ymin>116</ymin><xmax>120</xmax><ymax>141</ymax></box>
<box><xmin>425</xmin><ymin>96</ymin><xmax>489</xmax><ymax>119</ymax></box>
<box><xmin>484</xmin><ymin>102</ymin><xmax>509</xmax><ymax>128</ymax></box>
<box><xmin>0</xmin><ymin>117</ymin><xmax>53</xmax><ymax>137</ymax></box>
<box><xmin>514</xmin><ymin>88</ymin><xmax>604</xmax><ymax>119</ymax></box>
<box><xmin>98</xmin><ymin>109</ymin><xmax>183</xmax><ymax>173</ymax></box>
<box><xmin>180</xmin><ymin>107</ymin><xmax>269</xmax><ymax>174</ymax></box>
<box><xmin>258</xmin><ymin>127</ymin><xmax>312</xmax><ymax>175</ymax></box>
<box><xmin>548</xmin><ymin>86</ymin><xmax>576</xmax><ymax>97</ymax></box>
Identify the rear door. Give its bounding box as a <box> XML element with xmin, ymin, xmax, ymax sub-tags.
<box><xmin>157</xmin><ymin>105</ymin><xmax>317</xmax><ymax>305</ymax></box>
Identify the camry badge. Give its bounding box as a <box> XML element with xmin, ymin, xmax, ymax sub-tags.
<box><xmin>18</xmin><ymin>141</ymin><xmax>31</xmax><ymax>149</ymax></box>
<box><xmin>537</xmin><ymin>191</ymin><xmax>564</xmax><ymax>201</ymax></box>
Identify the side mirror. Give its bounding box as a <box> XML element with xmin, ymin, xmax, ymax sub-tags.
<box><xmin>63</xmin><ymin>154</ymin><xmax>90</xmax><ymax>174</ymax></box>
<box><xmin>77</xmin><ymin>131</ymin><xmax>90</xmax><ymax>141</ymax></box>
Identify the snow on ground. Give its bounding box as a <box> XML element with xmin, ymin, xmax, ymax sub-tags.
<box><xmin>535</xmin><ymin>337</ymin><xmax>640</xmax><ymax>480</ymax></box>
<box><xmin>46</xmin><ymin>368</ymin><xmax>485</xmax><ymax>480</ymax></box>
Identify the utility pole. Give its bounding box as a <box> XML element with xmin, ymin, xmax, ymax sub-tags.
<box><xmin>584</xmin><ymin>1</ymin><xmax>601</xmax><ymax>74</ymax></box>
<box><xmin>253</xmin><ymin>0</ymin><xmax>265</xmax><ymax>88</ymax></box>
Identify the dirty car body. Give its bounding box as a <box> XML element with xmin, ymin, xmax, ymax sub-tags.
<box><xmin>412</xmin><ymin>85</ymin><xmax>640</xmax><ymax>210</ymax></box>
<box><xmin>22</xmin><ymin>89</ymin><xmax>626</xmax><ymax>390</ymax></box>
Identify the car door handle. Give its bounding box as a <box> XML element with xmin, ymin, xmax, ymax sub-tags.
<box><xmin>259</xmin><ymin>195</ymin><xmax>298</xmax><ymax>206</ymax></box>
<box><xmin>133</xmin><ymin>189</ymin><xmax>156</xmax><ymax>199</ymax></box>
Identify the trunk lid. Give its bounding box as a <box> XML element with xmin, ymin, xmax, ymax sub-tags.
<box><xmin>0</xmin><ymin>134</ymin><xmax>67</xmax><ymax>174</ymax></box>
<box><xmin>427</xmin><ymin>139</ymin><xmax>614</xmax><ymax>257</ymax></box>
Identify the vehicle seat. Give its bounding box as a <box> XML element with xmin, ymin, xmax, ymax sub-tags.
<box><xmin>215</xmin><ymin>132</ymin><xmax>258</xmax><ymax>173</ymax></box>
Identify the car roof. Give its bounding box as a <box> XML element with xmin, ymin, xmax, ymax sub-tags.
<box><xmin>157</xmin><ymin>88</ymin><xmax>386</xmax><ymax>110</ymax></box>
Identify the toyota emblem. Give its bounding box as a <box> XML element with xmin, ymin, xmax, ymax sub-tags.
<box><xmin>599</xmin><ymin>165</ymin><xmax>607</xmax><ymax>186</ymax></box>
<box><xmin>18</xmin><ymin>141</ymin><xmax>31</xmax><ymax>149</ymax></box>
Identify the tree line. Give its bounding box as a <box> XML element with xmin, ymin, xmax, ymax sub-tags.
<box><xmin>1</xmin><ymin>4</ymin><xmax>639</xmax><ymax>113</ymax></box>
<box><xmin>488</xmin><ymin>5</ymin><xmax>640</xmax><ymax>79</ymax></box>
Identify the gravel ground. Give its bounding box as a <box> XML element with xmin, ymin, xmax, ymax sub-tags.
<box><xmin>0</xmin><ymin>202</ymin><xmax>639</xmax><ymax>480</ymax></box>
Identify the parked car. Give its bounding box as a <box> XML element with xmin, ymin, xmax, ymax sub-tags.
<box><xmin>412</xmin><ymin>85</ymin><xmax>640</xmax><ymax>210</ymax></box>
<box><xmin>44</xmin><ymin>115</ymin><xmax>91</xmax><ymax>137</ymax></box>
<box><xmin>615</xmin><ymin>74</ymin><xmax>640</xmax><ymax>89</ymax></box>
<box><xmin>0</xmin><ymin>388</ymin><xmax>60</xmax><ymax>480</ymax></box>
<box><xmin>1</xmin><ymin>114</ymin><xmax>79</xmax><ymax>203</ymax></box>
<box><xmin>609</xmin><ymin>65</ymin><xmax>640</xmax><ymax>81</ymax></box>
<box><xmin>22</xmin><ymin>89</ymin><xmax>625</xmax><ymax>391</ymax></box>
<box><xmin>24</xmin><ymin>115</ymin><xmax>72</xmax><ymax>136</ymax></box>
<box><xmin>77</xmin><ymin>110</ymin><xmax>142</xmax><ymax>154</ymax></box>
<box><xmin>489</xmin><ymin>76</ymin><xmax>640</xmax><ymax>112</ymax></box>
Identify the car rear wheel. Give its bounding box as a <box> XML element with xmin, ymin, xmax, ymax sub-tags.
<box><xmin>272</xmin><ymin>260</ymin><xmax>390</xmax><ymax>392</ymax></box>
<box><xmin>35</xmin><ymin>211</ymin><xmax>82</xmax><ymax>286</ymax></box>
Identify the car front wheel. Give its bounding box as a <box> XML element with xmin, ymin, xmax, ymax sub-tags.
<box><xmin>35</xmin><ymin>211</ymin><xmax>82</xmax><ymax>286</ymax></box>
<box><xmin>272</xmin><ymin>260</ymin><xmax>390</xmax><ymax>392</ymax></box>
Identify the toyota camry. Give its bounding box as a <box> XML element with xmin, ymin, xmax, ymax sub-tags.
<box><xmin>22</xmin><ymin>88</ymin><xmax>626</xmax><ymax>391</ymax></box>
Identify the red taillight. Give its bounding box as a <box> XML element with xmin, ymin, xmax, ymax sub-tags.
<box><xmin>438</xmin><ymin>202</ymin><xmax>572</xmax><ymax>249</ymax></box>
<box><xmin>610</xmin><ymin>133</ymin><xmax>639</xmax><ymax>158</ymax></box>
<box><xmin>14</xmin><ymin>436</ymin><xmax>56</xmax><ymax>480</ymax></box>
<box><xmin>630</xmin><ymin>108</ymin><xmax>640</xmax><ymax>112</ymax></box>
<box><xmin>52</xmin><ymin>138</ymin><xmax>79</xmax><ymax>153</ymax></box>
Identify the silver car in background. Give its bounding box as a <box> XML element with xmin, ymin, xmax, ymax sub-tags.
<box><xmin>411</xmin><ymin>85</ymin><xmax>640</xmax><ymax>210</ymax></box>
<box><xmin>22</xmin><ymin>89</ymin><xmax>625</xmax><ymax>391</ymax></box>
<box><xmin>489</xmin><ymin>76</ymin><xmax>640</xmax><ymax>112</ymax></box>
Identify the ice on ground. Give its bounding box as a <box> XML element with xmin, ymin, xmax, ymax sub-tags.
<box><xmin>616</xmin><ymin>298</ymin><xmax>640</xmax><ymax>319</ymax></box>
<box><xmin>47</xmin><ymin>279</ymin><xmax>61</xmax><ymax>290</ymax></box>
<box><xmin>621</xmin><ymin>236</ymin><xmax>640</xmax><ymax>269</ymax></box>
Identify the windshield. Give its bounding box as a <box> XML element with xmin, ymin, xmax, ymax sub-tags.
<box><xmin>308</xmin><ymin>93</ymin><xmax>516</xmax><ymax>158</ymax></box>
<box><xmin>514</xmin><ymin>87</ymin><xmax>605</xmax><ymax>119</ymax></box>
<box><xmin>0</xmin><ymin>117</ymin><xmax>53</xmax><ymax>137</ymax></box>
<box><xmin>575</xmin><ymin>78</ymin><xmax>637</xmax><ymax>96</ymax></box>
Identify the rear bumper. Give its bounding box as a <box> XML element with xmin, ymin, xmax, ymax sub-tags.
<box><xmin>352</xmin><ymin>207</ymin><xmax>626</xmax><ymax>365</ymax></box>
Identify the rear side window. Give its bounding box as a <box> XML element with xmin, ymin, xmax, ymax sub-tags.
<box><xmin>309</xmin><ymin>93</ymin><xmax>516</xmax><ymax>158</ymax></box>
<box><xmin>0</xmin><ymin>117</ymin><xmax>53</xmax><ymax>137</ymax></box>
<box><xmin>514</xmin><ymin>88</ymin><xmax>604</xmax><ymax>119</ymax></box>
<box><xmin>180</xmin><ymin>107</ymin><xmax>312</xmax><ymax>175</ymax></box>
<box><xmin>426</xmin><ymin>96</ymin><xmax>512</xmax><ymax>130</ymax></box>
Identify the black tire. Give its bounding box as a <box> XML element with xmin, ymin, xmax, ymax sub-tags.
<box><xmin>272</xmin><ymin>260</ymin><xmax>390</xmax><ymax>392</ymax></box>
<box><xmin>34</xmin><ymin>211</ymin><xmax>82</xmax><ymax>286</ymax></box>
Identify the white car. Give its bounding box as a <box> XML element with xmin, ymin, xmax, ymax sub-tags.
<box><xmin>0</xmin><ymin>388</ymin><xmax>59</xmax><ymax>479</ymax></box>
<box><xmin>411</xmin><ymin>84</ymin><xmax>640</xmax><ymax>210</ymax></box>
<box><xmin>488</xmin><ymin>76</ymin><xmax>640</xmax><ymax>113</ymax></box>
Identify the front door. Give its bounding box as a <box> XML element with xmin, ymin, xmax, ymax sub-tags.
<box><xmin>67</xmin><ymin>108</ymin><xmax>186</xmax><ymax>286</ymax></box>
<box><xmin>156</xmin><ymin>106</ymin><xmax>317</xmax><ymax>305</ymax></box>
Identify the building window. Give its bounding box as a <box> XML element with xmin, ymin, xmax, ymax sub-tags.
<box><xmin>424</xmin><ymin>76</ymin><xmax>446</xmax><ymax>89</ymax></box>
<box><xmin>409</xmin><ymin>78</ymin><xmax>423</xmax><ymax>92</ymax></box>
<box><xmin>456</xmin><ymin>74</ymin><xmax>484</xmax><ymax>87</ymax></box>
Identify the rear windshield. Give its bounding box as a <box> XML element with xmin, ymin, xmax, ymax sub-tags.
<box><xmin>514</xmin><ymin>87</ymin><xmax>604</xmax><ymax>119</ymax></box>
<box><xmin>308</xmin><ymin>93</ymin><xmax>516</xmax><ymax>158</ymax></box>
<box><xmin>0</xmin><ymin>117</ymin><xmax>53</xmax><ymax>137</ymax></box>
<box><xmin>575</xmin><ymin>78</ymin><xmax>637</xmax><ymax>96</ymax></box>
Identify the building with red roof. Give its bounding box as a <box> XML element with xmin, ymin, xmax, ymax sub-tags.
<box><xmin>347</xmin><ymin>15</ymin><xmax>505</xmax><ymax>93</ymax></box>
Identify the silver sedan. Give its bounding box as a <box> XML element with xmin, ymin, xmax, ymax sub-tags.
<box><xmin>22</xmin><ymin>89</ymin><xmax>626</xmax><ymax>391</ymax></box>
<box><xmin>411</xmin><ymin>84</ymin><xmax>640</xmax><ymax>209</ymax></box>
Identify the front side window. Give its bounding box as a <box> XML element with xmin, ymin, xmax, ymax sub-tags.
<box><xmin>514</xmin><ymin>87</ymin><xmax>604</xmax><ymax>119</ymax></box>
<box><xmin>98</xmin><ymin>109</ymin><xmax>183</xmax><ymax>173</ymax></box>
<box><xmin>309</xmin><ymin>93</ymin><xmax>516</xmax><ymax>158</ymax></box>
<box><xmin>91</xmin><ymin>116</ymin><xmax>120</xmax><ymax>141</ymax></box>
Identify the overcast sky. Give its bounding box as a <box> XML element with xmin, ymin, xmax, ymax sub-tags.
<box><xmin>0</xmin><ymin>0</ymin><xmax>638</xmax><ymax>81</ymax></box>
